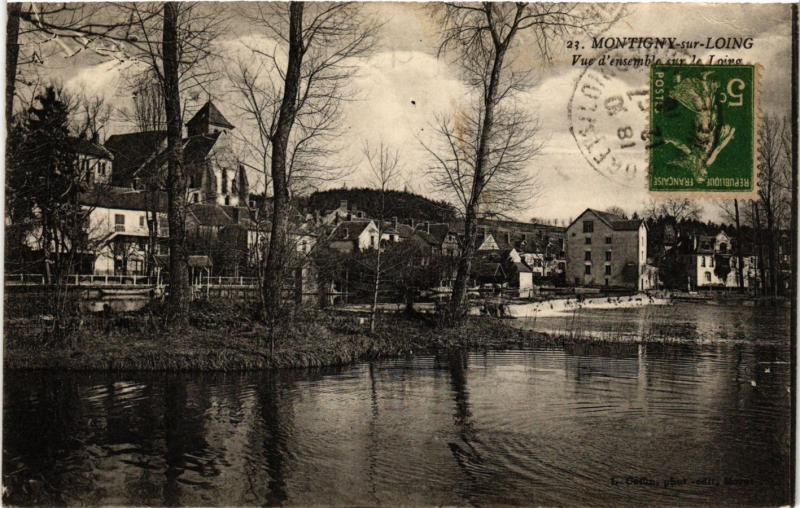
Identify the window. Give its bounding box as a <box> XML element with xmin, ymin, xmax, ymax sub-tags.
<box><xmin>605</xmin><ymin>251</ymin><xmax>611</xmax><ymax>261</ymax></box>
<box><xmin>605</xmin><ymin>265</ymin><xmax>612</xmax><ymax>275</ymax></box>
<box><xmin>701</xmin><ymin>256</ymin><xmax>705</xmax><ymax>267</ymax></box>
<box><xmin>605</xmin><ymin>236</ymin><xmax>612</xmax><ymax>244</ymax></box>
<box><xmin>585</xmin><ymin>237</ymin><xmax>591</xmax><ymax>245</ymax></box>
<box><xmin>605</xmin><ymin>278</ymin><xmax>610</xmax><ymax>286</ymax></box>
<box><xmin>584</xmin><ymin>251</ymin><xmax>591</xmax><ymax>261</ymax></box>
<box><xmin>99</xmin><ymin>162</ymin><xmax>106</xmax><ymax>176</ymax></box>
<box><xmin>710</xmin><ymin>256</ymin><xmax>714</xmax><ymax>267</ymax></box>
<box><xmin>719</xmin><ymin>242</ymin><xmax>727</xmax><ymax>253</ymax></box>
<box><xmin>584</xmin><ymin>265</ymin><xmax>591</xmax><ymax>275</ymax></box>
<box><xmin>704</xmin><ymin>272</ymin><xmax>712</xmax><ymax>282</ymax></box>
<box><xmin>139</xmin><ymin>216</ymin><xmax>145</xmax><ymax>228</ymax></box>
<box><xmin>114</xmin><ymin>214</ymin><xmax>125</xmax><ymax>232</ymax></box>
<box><xmin>583</xmin><ymin>220</ymin><xmax>593</xmax><ymax>233</ymax></box>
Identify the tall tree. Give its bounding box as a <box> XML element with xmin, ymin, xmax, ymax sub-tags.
<box><xmin>246</xmin><ymin>2</ymin><xmax>375</xmax><ymax>322</ymax></box>
<box><xmin>363</xmin><ymin>141</ymin><xmax>401</xmax><ymax>333</ymax></box>
<box><xmin>162</xmin><ymin>2</ymin><xmax>190</xmax><ymax>319</ymax></box>
<box><xmin>425</xmin><ymin>3</ymin><xmax>609</xmax><ymax>325</ymax></box>
<box><xmin>757</xmin><ymin>115</ymin><xmax>791</xmax><ymax>297</ymax></box>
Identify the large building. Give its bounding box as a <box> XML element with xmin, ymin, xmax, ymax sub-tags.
<box><xmin>565</xmin><ymin>209</ymin><xmax>653</xmax><ymax>290</ymax></box>
<box><xmin>105</xmin><ymin>101</ymin><xmax>248</xmax><ymax>207</ymax></box>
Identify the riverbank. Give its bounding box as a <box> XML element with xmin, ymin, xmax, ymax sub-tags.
<box><xmin>4</xmin><ymin>302</ymin><xmax>558</xmax><ymax>371</ymax></box>
<box><xmin>5</xmin><ymin>297</ymin><xmax>786</xmax><ymax>371</ymax></box>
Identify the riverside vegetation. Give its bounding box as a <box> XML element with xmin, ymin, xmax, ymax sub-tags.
<box><xmin>5</xmin><ymin>301</ymin><xmax>555</xmax><ymax>371</ymax></box>
<box><xmin>7</xmin><ymin>296</ymin><xmax>788</xmax><ymax>371</ymax></box>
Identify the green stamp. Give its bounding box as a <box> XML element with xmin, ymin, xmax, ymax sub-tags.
<box><xmin>649</xmin><ymin>64</ymin><xmax>757</xmax><ymax>195</ymax></box>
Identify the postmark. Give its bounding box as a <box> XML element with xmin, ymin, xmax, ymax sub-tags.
<box><xmin>649</xmin><ymin>64</ymin><xmax>758</xmax><ymax>197</ymax></box>
<box><xmin>568</xmin><ymin>46</ymin><xmax>692</xmax><ymax>188</ymax></box>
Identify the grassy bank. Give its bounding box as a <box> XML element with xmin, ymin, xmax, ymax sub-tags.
<box><xmin>4</xmin><ymin>301</ymin><xmax>562</xmax><ymax>371</ymax></box>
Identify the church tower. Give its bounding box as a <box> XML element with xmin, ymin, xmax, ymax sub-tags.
<box><xmin>186</xmin><ymin>101</ymin><xmax>235</xmax><ymax>137</ymax></box>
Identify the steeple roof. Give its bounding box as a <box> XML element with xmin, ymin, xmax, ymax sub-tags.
<box><xmin>186</xmin><ymin>101</ymin><xmax>234</xmax><ymax>130</ymax></box>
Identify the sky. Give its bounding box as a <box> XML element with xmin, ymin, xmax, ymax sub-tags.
<box><xmin>30</xmin><ymin>2</ymin><xmax>794</xmax><ymax>224</ymax></box>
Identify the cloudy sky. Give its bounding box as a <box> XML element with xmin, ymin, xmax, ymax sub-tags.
<box><xmin>39</xmin><ymin>2</ymin><xmax>794</xmax><ymax>224</ymax></box>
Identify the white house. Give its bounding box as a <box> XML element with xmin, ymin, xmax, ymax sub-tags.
<box><xmin>688</xmin><ymin>231</ymin><xmax>758</xmax><ymax>289</ymax></box>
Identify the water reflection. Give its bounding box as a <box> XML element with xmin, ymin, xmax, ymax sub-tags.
<box><xmin>522</xmin><ymin>302</ymin><xmax>791</xmax><ymax>344</ymax></box>
<box><xmin>4</xmin><ymin>339</ymin><xmax>792</xmax><ymax>506</ymax></box>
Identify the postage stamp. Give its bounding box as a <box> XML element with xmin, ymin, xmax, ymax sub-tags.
<box><xmin>649</xmin><ymin>64</ymin><xmax>758</xmax><ymax>197</ymax></box>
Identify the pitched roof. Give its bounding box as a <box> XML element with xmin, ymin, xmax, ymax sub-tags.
<box><xmin>611</xmin><ymin>219</ymin><xmax>644</xmax><ymax>231</ymax></box>
<box><xmin>187</xmin><ymin>204</ymin><xmax>233</xmax><ymax>227</ymax></box>
<box><xmin>414</xmin><ymin>228</ymin><xmax>439</xmax><ymax>246</ymax></box>
<box><xmin>135</xmin><ymin>132</ymin><xmax>222</xmax><ymax>182</ymax></box>
<box><xmin>70</xmin><ymin>136</ymin><xmax>113</xmax><ymax>159</ymax></box>
<box><xmin>104</xmin><ymin>131</ymin><xmax>167</xmax><ymax>185</ymax></box>
<box><xmin>184</xmin><ymin>132</ymin><xmax>221</xmax><ymax>164</ymax></box>
<box><xmin>187</xmin><ymin>101</ymin><xmax>235</xmax><ymax>130</ymax></box>
<box><xmin>330</xmin><ymin>220</ymin><xmax>373</xmax><ymax>241</ymax></box>
<box><xmin>472</xmin><ymin>261</ymin><xmax>505</xmax><ymax>278</ymax></box>
<box><xmin>568</xmin><ymin>208</ymin><xmax>644</xmax><ymax>232</ymax></box>
<box><xmin>79</xmin><ymin>186</ymin><xmax>168</xmax><ymax>212</ymax></box>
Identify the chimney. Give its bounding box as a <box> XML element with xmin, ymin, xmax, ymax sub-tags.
<box><xmin>425</xmin><ymin>221</ymin><xmax>430</xmax><ymax>234</ymax></box>
<box><xmin>91</xmin><ymin>131</ymin><xmax>99</xmax><ymax>144</ymax></box>
<box><xmin>410</xmin><ymin>218</ymin><xmax>415</xmax><ymax>228</ymax></box>
<box><xmin>392</xmin><ymin>216</ymin><xmax>398</xmax><ymax>229</ymax></box>
<box><xmin>340</xmin><ymin>200</ymin><xmax>348</xmax><ymax>211</ymax></box>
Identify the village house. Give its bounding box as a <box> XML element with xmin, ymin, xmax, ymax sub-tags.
<box><xmin>80</xmin><ymin>187</ymin><xmax>170</xmax><ymax>275</ymax></box>
<box><xmin>327</xmin><ymin>219</ymin><xmax>406</xmax><ymax>254</ymax></box>
<box><xmin>686</xmin><ymin>231</ymin><xmax>759</xmax><ymax>289</ymax></box>
<box><xmin>320</xmin><ymin>200</ymin><xmax>368</xmax><ymax>225</ymax></box>
<box><xmin>565</xmin><ymin>208</ymin><xmax>654</xmax><ymax>290</ymax></box>
<box><xmin>411</xmin><ymin>222</ymin><xmax>460</xmax><ymax>258</ymax></box>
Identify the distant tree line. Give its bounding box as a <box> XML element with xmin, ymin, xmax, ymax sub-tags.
<box><xmin>307</xmin><ymin>188</ymin><xmax>457</xmax><ymax>223</ymax></box>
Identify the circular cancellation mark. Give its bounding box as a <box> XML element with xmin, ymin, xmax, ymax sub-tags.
<box><xmin>567</xmin><ymin>45</ymin><xmax>691</xmax><ymax>188</ymax></box>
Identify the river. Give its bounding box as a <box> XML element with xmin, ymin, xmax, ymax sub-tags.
<box><xmin>3</xmin><ymin>303</ymin><xmax>792</xmax><ymax>505</ymax></box>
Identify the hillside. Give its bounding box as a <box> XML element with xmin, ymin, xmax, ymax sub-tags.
<box><xmin>307</xmin><ymin>188</ymin><xmax>457</xmax><ymax>223</ymax></box>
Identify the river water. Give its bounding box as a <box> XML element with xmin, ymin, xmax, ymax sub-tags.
<box><xmin>3</xmin><ymin>303</ymin><xmax>793</xmax><ymax>506</ymax></box>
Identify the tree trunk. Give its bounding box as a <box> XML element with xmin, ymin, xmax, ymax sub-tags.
<box><xmin>6</xmin><ymin>3</ymin><xmax>20</xmax><ymax>127</ymax></box>
<box><xmin>733</xmin><ymin>199</ymin><xmax>745</xmax><ymax>290</ymax></box>
<box><xmin>263</xmin><ymin>2</ymin><xmax>304</xmax><ymax>321</ymax></box>
<box><xmin>163</xmin><ymin>2</ymin><xmax>190</xmax><ymax>321</ymax></box>
<box><xmin>752</xmin><ymin>201</ymin><xmax>767</xmax><ymax>296</ymax></box>
<box><xmin>447</xmin><ymin>41</ymin><xmax>508</xmax><ymax>325</ymax></box>
<box><xmin>370</xmin><ymin>234</ymin><xmax>381</xmax><ymax>333</ymax></box>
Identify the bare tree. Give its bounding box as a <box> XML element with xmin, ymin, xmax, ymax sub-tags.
<box><xmin>7</xmin><ymin>3</ymin><xmax>155</xmax><ymax>125</ymax></box>
<box><xmin>242</xmin><ymin>2</ymin><xmax>376</xmax><ymax>322</ymax></box>
<box><xmin>604</xmin><ymin>206</ymin><xmax>628</xmax><ymax>219</ymax></box>
<box><xmin>363</xmin><ymin>141</ymin><xmax>402</xmax><ymax>333</ymax></box>
<box><xmin>757</xmin><ymin>114</ymin><xmax>791</xmax><ymax>296</ymax></box>
<box><xmin>425</xmin><ymin>2</ymin><xmax>608</xmax><ymax>324</ymax></box>
<box><xmin>646</xmin><ymin>198</ymin><xmax>702</xmax><ymax>222</ymax></box>
<box><xmin>108</xmin><ymin>2</ymin><xmax>225</xmax><ymax>321</ymax></box>
<box><xmin>717</xmin><ymin>199</ymin><xmax>746</xmax><ymax>289</ymax></box>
